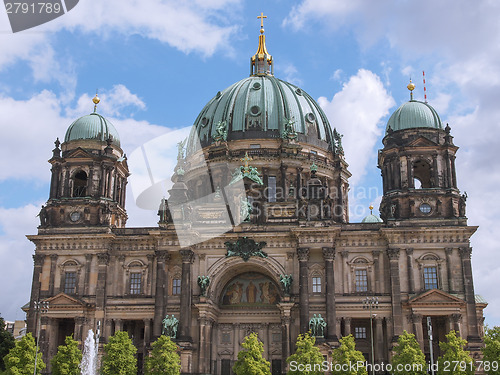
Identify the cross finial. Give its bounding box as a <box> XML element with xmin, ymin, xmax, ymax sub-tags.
<box><xmin>241</xmin><ymin>152</ymin><xmax>252</xmax><ymax>171</ymax></box>
<box><xmin>257</xmin><ymin>12</ymin><xmax>267</xmax><ymax>32</ymax></box>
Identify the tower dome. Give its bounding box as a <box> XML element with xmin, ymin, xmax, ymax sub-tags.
<box><xmin>186</xmin><ymin>18</ymin><xmax>334</xmax><ymax>154</ymax></box>
<box><xmin>386</xmin><ymin>81</ymin><xmax>442</xmax><ymax>134</ymax></box>
<box><xmin>64</xmin><ymin>94</ymin><xmax>121</xmax><ymax>146</ymax></box>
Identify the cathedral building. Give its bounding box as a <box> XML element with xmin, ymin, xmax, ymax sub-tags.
<box><xmin>26</xmin><ymin>18</ymin><xmax>486</xmax><ymax>375</ymax></box>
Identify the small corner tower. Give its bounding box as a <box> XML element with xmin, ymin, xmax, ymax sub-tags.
<box><xmin>39</xmin><ymin>94</ymin><xmax>129</xmax><ymax>229</ymax></box>
<box><xmin>378</xmin><ymin>81</ymin><xmax>465</xmax><ymax>223</ymax></box>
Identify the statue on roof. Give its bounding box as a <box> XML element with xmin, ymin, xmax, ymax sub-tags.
<box><xmin>282</xmin><ymin>117</ymin><xmax>298</xmax><ymax>141</ymax></box>
<box><xmin>213</xmin><ymin>120</ymin><xmax>227</xmax><ymax>142</ymax></box>
<box><xmin>333</xmin><ymin>128</ymin><xmax>344</xmax><ymax>155</ymax></box>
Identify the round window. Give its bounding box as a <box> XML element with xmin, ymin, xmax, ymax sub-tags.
<box><xmin>252</xmin><ymin>82</ymin><xmax>261</xmax><ymax>90</ymax></box>
<box><xmin>249</xmin><ymin>105</ymin><xmax>261</xmax><ymax>116</ymax></box>
<box><xmin>201</xmin><ymin>117</ymin><xmax>209</xmax><ymax>127</ymax></box>
<box><xmin>419</xmin><ymin>203</ymin><xmax>432</xmax><ymax>214</ymax></box>
<box><xmin>70</xmin><ymin>211</ymin><xmax>81</xmax><ymax>222</ymax></box>
<box><xmin>295</xmin><ymin>88</ymin><xmax>303</xmax><ymax>95</ymax></box>
<box><xmin>305</xmin><ymin>113</ymin><xmax>316</xmax><ymax>123</ymax></box>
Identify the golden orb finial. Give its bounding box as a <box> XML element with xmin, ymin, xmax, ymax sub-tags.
<box><xmin>407</xmin><ymin>79</ymin><xmax>415</xmax><ymax>100</ymax></box>
<box><xmin>92</xmin><ymin>92</ymin><xmax>100</xmax><ymax>112</ymax></box>
<box><xmin>369</xmin><ymin>205</ymin><xmax>374</xmax><ymax>214</ymax></box>
<box><xmin>407</xmin><ymin>80</ymin><xmax>415</xmax><ymax>91</ymax></box>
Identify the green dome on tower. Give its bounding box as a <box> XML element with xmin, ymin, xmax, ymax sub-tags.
<box><xmin>64</xmin><ymin>94</ymin><xmax>121</xmax><ymax>146</ymax></box>
<box><xmin>386</xmin><ymin>81</ymin><xmax>442</xmax><ymax>134</ymax></box>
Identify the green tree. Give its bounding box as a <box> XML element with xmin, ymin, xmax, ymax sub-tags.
<box><xmin>233</xmin><ymin>332</ymin><xmax>271</xmax><ymax>375</ymax></box>
<box><xmin>482</xmin><ymin>326</ymin><xmax>500</xmax><ymax>375</ymax></box>
<box><xmin>390</xmin><ymin>330</ymin><xmax>426</xmax><ymax>375</ymax></box>
<box><xmin>287</xmin><ymin>332</ymin><xmax>324</xmax><ymax>375</ymax></box>
<box><xmin>101</xmin><ymin>331</ymin><xmax>137</xmax><ymax>375</ymax></box>
<box><xmin>436</xmin><ymin>330</ymin><xmax>474</xmax><ymax>375</ymax></box>
<box><xmin>3</xmin><ymin>332</ymin><xmax>45</xmax><ymax>375</ymax></box>
<box><xmin>0</xmin><ymin>318</ymin><xmax>15</xmax><ymax>372</ymax></box>
<box><xmin>50</xmin><ymin>335</ymin><xmax>82</xmax><ymax>375</ymax></box>
<box><xmin>331</xmin><ymin>334</ymin><xmax>367</xmax><ymax>375</ymax></box>
<box><xmin>144</xmin><ymin>335</ymin><xmax>180</xmax><ymax>375</ymax></box>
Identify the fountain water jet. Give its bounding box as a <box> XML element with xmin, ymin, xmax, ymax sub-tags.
<box><xmin>80</xmin><ymin>322</ymin><xmax>100</xmax><ymax>375</ymax></box>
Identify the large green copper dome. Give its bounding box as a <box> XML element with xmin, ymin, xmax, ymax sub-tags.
<box><xmin>64</xmin><ymin>112</ymin><xmax>120</xmax><ymax>147</ymax></box>
<box><xmin>187</xmin><ymin>75</ymin><xmax>334</xmax><ymax>153</ymax></box>
<box><xmin>386</xmin><ymin>99</ymin><xmax>442</xmax><ymax>134</ymax></box>
<box><xmin>186</xmin><ymin>24</ymin><xmax>335</xmax><ymax>154</ymax></box>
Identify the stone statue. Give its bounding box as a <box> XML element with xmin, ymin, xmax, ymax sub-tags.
<box><xmin>309</xmin><ymin>314</ymin><xmax>326</xmax><ymax>337</ymax></box>
<box><xmin>38</xmin><ymin>205</ymin><xmax>48</xmax><ymax>227</ymax></box>
<box><xmin>282</xmin><ymin>117</ymin><xmax>298</xmax><ymax>140</ymax></box>
<box><xmin>459</xmin><ymin>191</ymin><xmax>467</xmax><ymax>217</ymax></box>
<box><xmin>213</xmin><ymin>120</ymin><xmax>227</xmax><ymax>142</ymax></box>
<box><xmin>197</xmin><ymin>276</ymin><xmax>210</xmax><ymax>297</ymax></box>
<box><xmin>162</xmin><ymin>315</ymin><xmax>179</xmax><ymax>338</ymax></box>
<box><xmin>176</xmin><ymin>138</ymin><xmax>187</xmax><ymax>160</ymax></box>
<box><xmin>333</xmin><ymin>128</ymin><xmax>344</xmax><ymax>155</ymax></box>
<box><xmin>240</xmin><ymin>196</ymin><xmax>252</xmax><ymax>222</ymax></box>
<box><xmin>279</xmin><ymin>274</ymin><xmax>293</xmax><ymax>296</ymax></box>
<box><xmin>158</xmin><ymin>198</ymin><xmax>172</xmax><ymax>224</ymax></box>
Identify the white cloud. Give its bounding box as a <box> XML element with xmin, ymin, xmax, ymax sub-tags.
<box><xmin>281</xmin><ymin>63</ymin><xmax>303</xmax><ymax>87</ymax></box>
<box><xmin>0</xmin><ymin>204</ymin><xmax>40</xmax><ymax>321</ymax></box>
<box><xmin>318</xmin><ymin>69</ymin><xmax>394</xmax><ymax>186</ymax></box>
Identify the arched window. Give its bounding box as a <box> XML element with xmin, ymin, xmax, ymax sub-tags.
<box><xmin>413</xmin><ymin>160</ymin><xmax>432</xmax><ymax>188</ymax></box>
<box><xmin>73</xmin><ymin>171</ymin><xmax>88</xmax><ymax>197</ymax></box>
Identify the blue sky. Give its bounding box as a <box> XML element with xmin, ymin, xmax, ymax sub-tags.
<box><xmin>1</xmin><ymin>0</ymin><xmax>500</xmax><ymax>328</ymax></box>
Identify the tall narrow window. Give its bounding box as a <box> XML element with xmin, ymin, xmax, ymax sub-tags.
<box><xmin>130</xmin><ymin>273</ymin><xmax>142</xmax><ymax>295</ymax></box>
<box><xmin>64</xmin><ymin>272</ymin><xmax>77</xmax><ymax>294</ymax></box>
<box><xmin>73</xmin><ymin>171</ymin><xmax>87</xmax><ymax>197</ymax></box>
<box><xmin>268</xmin><ymin>176</ymin><xmax>277</xmax><ymax>202</ymax></box>
<box><xmin>355</xmin><ymin>269</ymin><xmax>368</xmax><ymax>292</ymax></box>
<box><xmin>312</xmin><ymin>277</ymin><xmax>322</xmax><ymax>293</ymax></box>
<box><xmin>172</xmin><ymin>278</ymin><xmax>181</xmax><ymax>295</ymax></box>
<box><xmin>423</xmin><ymin>267</ymin><xmax>438</xmax><ymax>290</ymax></box>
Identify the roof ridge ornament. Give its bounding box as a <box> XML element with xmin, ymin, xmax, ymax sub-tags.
<box><xmin>250</xmin><ymin>12</ymin><xmax>273</xmax><ymax>76</ymax></box>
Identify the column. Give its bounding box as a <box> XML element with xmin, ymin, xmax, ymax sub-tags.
<box><xmin>114</xmin><ymin>318</ymin><xmax>123</xmax><ymax>332</ymax></box>
<box><xmin>199</xmin><ymin>318</ymin><xmax>209</xmax><ymax>374</ymax></box>
<box><xmin>83</xmin><ymin>254</ymin><xmax>92</xmax><ymax>296</ymax></box>
<box><xmin>74</xmin><ymin>317</ymin><xmax>84</xmax><ymax>343</ymax></box>
<box><xmin>179</xmin><ymin>249</ymin><xmax>194</xmax><ymax>341</ymax></box>
<box><xmin>458</xmin><ymin>247</ymin><xmax>480</xmax><ymax>342</ymax></box>
<box><xmin>297</xmin><ymin>247</ymin><xmax>310</xmax><ymax>333</ymax></box>
<box><xmin>96</xmin><ymin>253</ymin><xmax>109</xmax><ymax>309</ymax></box>
<box><xmin>374</xmin><ymin>316</ymin><xmax>384</xmax><ymax>363</ymax></box>
<box><xmin>104</xmin><ymin>318</ymin><xmax>112</xmax><ymax>342</ymax></box>
<box><xmin>451</xmin><ymin>156</ymin><xmax>457</xmax><ymax>188</ymax></box>
<box><xmin>278</xmin><ymin>302</ymin><xmax>294</xmax><ymax>372</ymax></box>
<box><xmin>432</xmin><ymin>154</ymin><xmax>439</xmax><ymax>187</ymax></box>
<box><xmin>344</xmin><ymin>317</ymin><xmax>351</xmax><ymax>337</ymax></box>
<box><xmin>234</xmin><ymin>323</ymin><xmax>240</xmax><ymax>358</ymax></box>
<box><xmin>143</xmin><ymin>318</ymin><xmax>151</xmax><ymax>350</ymax></box>
<box><xmin>445</xmin><ymin>248</ymin><xmax>454</xmax><ymax>293</ymax></box>
<box><xmin>406</xmin><ymin>248</ymin><xmax>415</xmax><ymax>294</ymax></box>
<box><xmin>411</xmin><ymin>313</ymin><xmax>424</xmax><ymax>350</ymax></box>
<box><xmin>387</xmin><ymin>248</ymin><xmax>403</xmax><ymax>341</ymax></box>
<box><xmin>28</xmin><ymin>254</ymin><xmax>45</xmax><ymax>334</ymax></box>
<box><xmin>153</xmin><ymin>250</ymin><xmax>168</xmax><ymax>338</ymax></box>
<box><xmin>48</xmin><ymin>254</ymin><xmax>58</xmax><ymax>296</ymax></box>
<box><xmin>322</xmin><ymin>247</ymin><xmax>338</xmax><ymax>341</ymax></box>
<box><xmin>341</xmin><ymin>250</ymin><xmax>349</xmax><ymax>294</ymax></box>
<box><xmin>146</xmin><ymin>254</ymin><xmax>154</xmax><ymax>296</ymax></box>
<box><xmin>372</xmin><ymin>250</ymin><xmax>381</xmax><ymax>294</ymax></box>
<box><xmin>451</xmin><ymin>313</ymin><xmax>462</xmax><ymax>337</ymax></box>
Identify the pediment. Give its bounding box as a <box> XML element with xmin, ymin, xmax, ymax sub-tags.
<box><xmin>65</xmin><ymin>147</ymin><xmax>93</xmax><ymax>159</ymax></box>
<box><xmin>408</xmin><ymin>289</ymin><xmax>465</xmax><ymax>306</ymax></box>
<box><xmin>407</xmin><ymin>136</ymin><xmax>438</xmax><ymax>147</ymax></box>
<box><xmin>45</xmin><ymin>293</ymin><xmax>88</xmax><ymax>309</ymax></box>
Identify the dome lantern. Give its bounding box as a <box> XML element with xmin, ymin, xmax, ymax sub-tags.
<box><xmin>250</xmin><ymin>12</ymin><xmax>273</xmax><ymax>76</ymax></box>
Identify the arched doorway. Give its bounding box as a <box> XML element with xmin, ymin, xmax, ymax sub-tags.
<box><xmin>215</xmin><ymin>272</ymin><xmax>283</xmax><ymax>375</ymax></box>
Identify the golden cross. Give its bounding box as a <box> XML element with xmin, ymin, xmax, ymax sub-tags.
<box><xmin>240</xmin><ymin>152</ymin><xmax>252</xmax><ymax>171</ymax></box>
<box><xmin>257</xmin><ymin>12</ymin><xmax>267</xmax><ymax>28</ymax></box>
